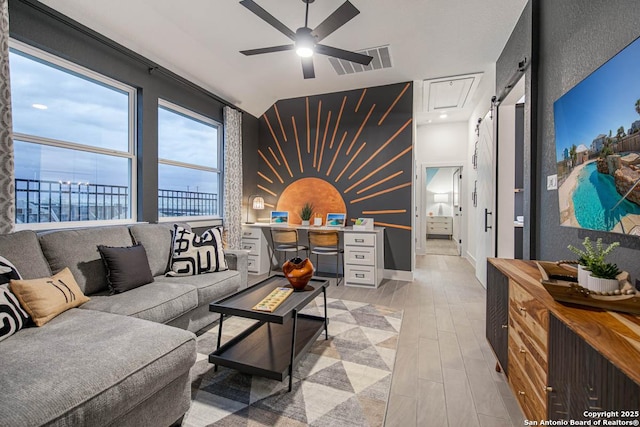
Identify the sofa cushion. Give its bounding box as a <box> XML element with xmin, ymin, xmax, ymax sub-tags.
<box><xmin>0</xmin><ymin>308</ymin><xmax>196</xmax><ymax>427</ymax></box>
<box><xmin>0</xmin><ymin>230</ymin><xmax>51</xmax><ymax>280</ymax></box>
<box><xmin>98</xmin><ymin>244</ymin><xmax>154</xmax><ymax>294</ymax></box>
<box><xmin>155</xmin><ymin>269</ymin><xmax>240</xmax><ymax>307</ymax></box>
<box><xmin>167</xmin><ymin>225</ymin><xmax>228</xmax><ymax>276</ymax></box>
<box><xmin>39</xmin><ymin>226</ymin><xmax>134</xmax><ymax>295</ymax></box>
<box><xmin>0</xmin><ymin>284</ymin><xmax>29</xmax><ymax>342</ymax></box>
<box><xmin>79</xmin><ymin>281</ymin><xmax>198</xmax><ymax>323</ymax></box>
<box><xmin>10</xmin><ymin>267</ymin><xmax>90</xmax><ymax>326</ymax></box>
<box><xmin>128</xmin><ymin>223</ymin><xmax>180</xmax><ymax>277</ymax></box>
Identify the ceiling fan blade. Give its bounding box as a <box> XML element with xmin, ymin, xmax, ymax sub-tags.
<box><xmin>311</xmin><ymin>1</ymin><xmax>360</xmax><ymax>42</ymax></box>
<box><xmin>315</xmin><ymin>44</ymin><xmax>373</xmax><ymax>65</ymax></box>
<box><xmin>240</xmin><ymin>44</ymin><xmax>295</xmax><ymax>56</ymax></box>
<box><xmin>239</xmin><ymin>0</ymin><xmax>296</xmax><ymax>40</ymax></box>
<box><xmin>301</xmin><ymin>57</ymin><xmax>315</xmax><ymax>79</ymax></box>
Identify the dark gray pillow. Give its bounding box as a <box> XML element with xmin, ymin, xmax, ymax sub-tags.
<box><xmin>97</xmin><ymin>244</ymin><xmax>154</xmax><ymax>294</ymax></box>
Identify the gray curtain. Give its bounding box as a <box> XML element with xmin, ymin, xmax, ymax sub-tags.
<box><xmin>223</xmin><ymin>106</ymin><xmax>243</xmax><ymax>250</ymax></box>
<box><xmin>0</xmin><ymin>0</ymin><xmax>14</xmax><ymax>234</ymax></box>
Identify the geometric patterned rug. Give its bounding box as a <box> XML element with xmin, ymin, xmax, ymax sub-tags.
<box><xmin>183</xmin><ymin>297</ymin><xmax>403</xmax><ymax>427</ymax></box>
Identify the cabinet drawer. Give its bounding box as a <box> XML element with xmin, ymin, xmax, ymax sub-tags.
<box><xmin>345</xmin><ymin>265</ymin><xmax>375</xmax><ymax>285</ymax></box>
<box><xmin>241</xmin><ymin>228</ymin><xmax>262</xmax><ymax>239</ymax></box>
<box><xmin>427</xmin><ymin>216</ymin><xmax>452</xmax><ymax>225</ymax></box>
<box><xmin>509</xmin><ymin>279</ymin><xmax>548</xmax><ymax>354</ymax></box>
<box><xmin>508</xmin><ymin>358</ymin><xmax>546</xmax><ymax>422</ymax></box>
<box><xmin>344</xmin><ymin>233</ymin><xmax>375</xmax><ymax>246</ymax></box>
<box><xmin>428</xmin><ymin>225</ymin><xmax>451</xmax><ymax>233</ymax></box>
<box><xmin>345</xmin><ymin>247</ymin><xmax>375</xmax><ymax>266</ymax></box>
<box><xmin>241</xmin><ymin>240</ymin><xmax>258</xmax><ymax>254</ymax></box>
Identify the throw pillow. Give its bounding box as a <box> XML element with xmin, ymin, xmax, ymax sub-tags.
<box><xmin>0</xmin><ymin>284</ymin><xmax>29</xmax><ymax>342</ymax></box>
<box><xmin>97</xmin><ymin>244</ymin><xmax>154</xmax><ymax>294</ymax></box>
<box><xmin>0</xmin><ymin>255</ymin><xmax>22</xmax><ymax>285</ymax></box>
<box><xmin>10</xmin><ymin>267</ymin><xmax>90</xmax><ymax>326</ymax></box>
<box><xmin>167</xmin><ymin>225</ymin><xmax>228</xmax><ymax>276</ymax></box>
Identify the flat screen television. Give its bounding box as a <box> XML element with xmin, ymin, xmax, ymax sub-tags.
<box><xmin>554</xmin><ymin>36</ymin><xmax>640</xmax><ymax>236</ymax></box>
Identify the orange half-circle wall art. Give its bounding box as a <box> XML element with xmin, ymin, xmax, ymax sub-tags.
<box><xmin>277</xmin><ymin>178</ymin><xmax>347</xmax><ymax>225</ymax></box>
<box><xmin>255</xmin><ymin>82</ymin><xmax>413</xmax><ymax>271</ymax></box>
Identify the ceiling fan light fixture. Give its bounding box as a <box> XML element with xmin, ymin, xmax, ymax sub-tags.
<box><xmin>295</xmin><ymin>27</ymin><xmax>315</xmax><ymax>58</ymax></box>
<box><xmin>296</xmin><ymin>46</ymin><xmax>314</xmax><ymax>57</ymax></box>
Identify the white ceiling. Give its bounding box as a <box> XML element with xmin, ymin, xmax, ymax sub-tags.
<box><xmin>38</xmin><ymin>0</ymin><xmax>528</xmax><ymax>118</ymax></box>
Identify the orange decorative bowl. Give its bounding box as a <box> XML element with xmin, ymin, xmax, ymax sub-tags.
<box><xmin>282</xmin><ymin>257</ymin><xmax>314</xmax><ymax>291</ymax></box>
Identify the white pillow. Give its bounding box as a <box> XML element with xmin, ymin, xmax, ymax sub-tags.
<box><xmin>0</xmin><ymin>284</ymin><xmax>29</xmax><ymax>341</ymax></box>
<box><xmin>0</xmin><ymin>255</ymin><xmax>22</xmax><ymax>285</ymax></box>
<box><xmin>167</xmin><ymin>225</ymin><xmax>228</xmax><ymax>276</ymax></box>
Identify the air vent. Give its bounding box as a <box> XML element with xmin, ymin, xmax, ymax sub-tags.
<box><xmin>328</xmin><ymin>45</ymin><xmax>392</xmax><ymax>76</ymax></box>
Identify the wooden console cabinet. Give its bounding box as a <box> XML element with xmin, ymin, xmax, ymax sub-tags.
<box><xmin>487</xmin><ymin>259</ymin><xmax>640</xmax><ymax>421</ymax></box>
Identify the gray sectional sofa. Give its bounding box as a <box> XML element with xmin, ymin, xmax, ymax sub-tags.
<box><xmin>0</xmin><ymin>223</ymin><xmax>248</xmax><ymax>427</ymax></box>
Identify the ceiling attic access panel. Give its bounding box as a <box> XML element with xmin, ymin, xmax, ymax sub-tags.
<box><xmin>423</xmin><ymin>74</ymin><xmax>482</xmax><ymax>112</ymax></box>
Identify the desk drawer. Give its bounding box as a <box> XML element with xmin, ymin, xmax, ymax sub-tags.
<box><xmin>344</xmin><ymin>233</ymin><xmax>375</xmax><ymax>246</ymax></box>
<box><xmin>242</xmin><ymin>228</ymin><xmax>262</xmax><ymax>239</ymax></box>
<box><xmin>345</xmin><ymin>265</ymin><xmax>375</xmax><ymax>285</ymax></box>
<box><xmin>247</xmin><ymin>255</ymin><xmax>258</xmax><ymax>273</ymax></box>
<box><xmin>345</xmin><ymin>247</ymin><xmax>375</xmax><ymax>266</ymax></box>
<box><xmin>241</xmin><ymin>240</ymin><xmax>258</xmax><ymax>254</ymax></box>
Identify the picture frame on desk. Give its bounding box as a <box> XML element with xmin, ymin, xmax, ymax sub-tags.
<box><xmin>270</xmin><ymin>211</ymin><xmax>289</xmax><ymax>225</ymax></box>
<box><xmin>325</xmin><ymin>213</ymin><xmax>346</xmax><ymax>227</ymax></box>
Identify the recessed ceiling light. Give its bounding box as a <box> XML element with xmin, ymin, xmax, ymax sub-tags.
<box><xmin>32</xmin><ymin>103</ymin><xmax>48</xmax><ymax>110</ymax></box>
<box><xmin>439</xmin><ymin>113</ymin><xmax>448</xmax><ymax>119</ymax></box>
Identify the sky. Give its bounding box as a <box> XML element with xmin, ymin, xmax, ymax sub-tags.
<box><xmin>554</xmin><ymin>36</ymin><xmax>640</xmax><ymax>162</ymax></box>
<box><xmin>10</xmin><ymin>49</ymin><xmax>219</xmax><ymax>196</ymax></box>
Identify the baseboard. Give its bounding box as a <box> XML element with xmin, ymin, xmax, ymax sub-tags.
<box><xmin>384</xmin><ymin>269</ymin><xmax>414</xmax><ymax>282</ymax></box>
<box><xmin>465</xmin><ymin>251</ymin><xmax>476</xmax><ymax>267</ymax></box>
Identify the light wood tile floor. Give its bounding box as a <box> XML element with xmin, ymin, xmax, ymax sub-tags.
<box><xmin>248</xmin><ymin>254</ymin><xmax>524</xmax><ymax>426</ymax></box>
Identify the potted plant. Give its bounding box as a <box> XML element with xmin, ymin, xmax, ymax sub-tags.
<box><xmin>299</xmin><ymin>202</ymin><xmax>314</xmax><ymax>226</ymax></box>
<box><xmin>568</xmin><ymin>237</ymin><xmax>620</xmax><ymax>291</ymax></box>
<box><xmin>587</xmin><ymin>261</ymin><xmax>621</xmax><ymax>293</ymax></box>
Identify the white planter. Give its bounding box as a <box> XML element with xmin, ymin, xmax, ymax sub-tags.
<box><xmin>314</xmin><ymin>217</ymin><xmax>323</xmax><ymax>226</ymax></box>
<box><xmin>577</xmin><ymin>264</ymin><xmax>590</xmax><ymax>288</ymax></box>
<box><xmin>587</xmin><ymin>275</ymin><xmax>619</xmax><ymax>293</ymax></box>
<box><xmin>301</xmin><ymin>220</ymin><xmax>310</xmax><ymax>226</ymax></box>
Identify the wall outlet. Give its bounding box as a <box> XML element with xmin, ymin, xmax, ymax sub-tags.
<box><xmin>547</xmin><ymin>174</ymin><xmax>558</xmax><ymax>190</ymax></box>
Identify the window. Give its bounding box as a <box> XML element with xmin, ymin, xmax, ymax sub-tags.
<box><xmin>158</xmin><ymin>100</ymin><xmax>222</xmax><ymax>219</ymax></box>
<box><xmin>10</xmin><ymin>40</ymin><xmax>136</xmax><ymax>228</ymax></box>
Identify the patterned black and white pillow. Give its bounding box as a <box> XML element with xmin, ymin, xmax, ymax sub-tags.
<box><xmin>0</xmin><ymin>284</ymin><xmax>29</xmax><ymax>342</ymax></box>
<box><xmin>167</xmin><ymin>225</ymin><xmax>228</xmax><ymax>277</ymax></box>
<box><xmin>0</xmin><ymin>255</ymin><xmax>22</xmax><ymax>285</ymax></box>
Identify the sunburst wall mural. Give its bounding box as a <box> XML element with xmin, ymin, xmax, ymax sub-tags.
<box><xmin>256</xmin><ymin>82</ymin><xmax>413</xmax><ymax>271</ymax></box>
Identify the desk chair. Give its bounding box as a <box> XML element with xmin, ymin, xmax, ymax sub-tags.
<box><xmin>269</xmin><ymin>228</ymin><xmax>309</xmax><ymax>276</ymax></box>
<box><xmin>308</xmin><ymin>230</ymin><xmax>344</xmax><ymax>286</ymax></box>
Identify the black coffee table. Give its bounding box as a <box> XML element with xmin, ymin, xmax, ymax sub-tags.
<box><xmin>208</xmin><ymin>274</ymin><xmax>329</xmax><ymax>391</ymax></box>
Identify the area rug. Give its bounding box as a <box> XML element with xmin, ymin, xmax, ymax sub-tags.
<box><xmin>183</xmin><ymin>297</ymin><xmax>403</xmax><ymax>427</ymax></box>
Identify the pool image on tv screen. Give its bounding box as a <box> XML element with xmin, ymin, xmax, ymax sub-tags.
<box><xmin>554</xmin><ymin>36</ymin><xmax>640</xmax><ymax>236</ymax></box>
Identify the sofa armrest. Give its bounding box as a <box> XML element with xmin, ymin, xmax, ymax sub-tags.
<box><xmin>224</xmin><ymin>250</ymin><xmax>248</xmax><ymax>289</ymax></box>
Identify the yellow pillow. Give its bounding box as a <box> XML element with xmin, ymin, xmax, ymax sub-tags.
<box><xmin>10</xmin><ymin>267</ymin><xmax>90</xmax><ymax>326</ymax></box>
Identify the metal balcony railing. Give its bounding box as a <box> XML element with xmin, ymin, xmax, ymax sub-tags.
<box><xmin>15</xmin><ymin>179</ymin><xmax>218</xmax><ymax>223</ymax></box>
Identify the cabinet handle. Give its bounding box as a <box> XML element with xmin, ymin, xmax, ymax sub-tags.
<box><xmin>243</xmin><ymin>246</ymin><xmax>251</xmax><ymax>249</ymax></box>
<box><xmin>355</xmin><ymin>238</ymin><xmax>365</xmax><ymax>243</ymax></box>
<box><xmin>544</xmin><ymin>386</ymin><xmax>553</xmax><ymax>393</ymax></box>
<box><xmin>518</xmin><ymin>391</ymin><xmax>525</xmax><ymax>396</ymax></box>
<box><xmin>501</xmin><ymin>324</ymin><xmax>508</xmax><ymax>329</ymax></box>
<box><xmin>355</xmin><ymin>255</ymin><xmax>365</xmax><ymax>259</ymax></box>
<box><xmin>355</xmin><ymin>273</ymin><xmax>365</xmax><ymax>278</ymax></box>
<box><xmin>518</xmin><ymin>306</ymin><xmax>527</xmax><ymax>312</ymax></box>
<box><xmin>519</xmin><ymin>348</ymin><xmax>526</xmax><ymax>354</ymax></box>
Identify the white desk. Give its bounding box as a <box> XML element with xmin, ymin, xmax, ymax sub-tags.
<box><xmin>242</xmin><ymin>223</ymin><xmax>385</xmax><ymax>288</ymax></box>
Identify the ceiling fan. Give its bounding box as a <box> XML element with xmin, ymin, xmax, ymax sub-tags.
<box><xmin>239</xmin><ymin>0</ymin><xmax>373</xmax><ymax>79</ymax></box>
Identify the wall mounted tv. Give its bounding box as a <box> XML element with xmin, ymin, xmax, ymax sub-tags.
<box><xmin>554</xmin><ymin>36</ymin><xmax>640</xmax><ymax>236</ymax></box>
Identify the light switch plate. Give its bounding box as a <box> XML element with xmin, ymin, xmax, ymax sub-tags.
<box><xmin>547</xmin><ymin>174</ymin><xmax>558</xmax><ymax>190</ymax></box>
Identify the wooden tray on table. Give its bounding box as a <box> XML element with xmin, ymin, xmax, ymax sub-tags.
<box><xmin>536</xmin><ymin>261</ymin><xmax>640</xmax><ymax>315</ymax></box>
